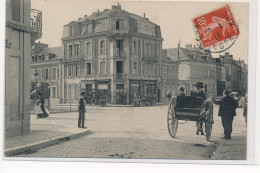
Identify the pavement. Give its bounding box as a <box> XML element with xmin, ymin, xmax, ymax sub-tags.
<box><xmin>5</xmin><ymin>104</ymin><xmax>247</xmax><ymax>160</ymax></box>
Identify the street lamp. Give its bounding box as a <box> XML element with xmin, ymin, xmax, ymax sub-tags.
<box><xmin>33</xmin><ymin>69</ymin><xmax>39</xmax><ymax>90</ymax></box>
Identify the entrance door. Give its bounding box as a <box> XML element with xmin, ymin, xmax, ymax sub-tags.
<box><xmin>116</xmin><ymin>84</ymin><xmax>124</xmax><ymax>104</ymax></box>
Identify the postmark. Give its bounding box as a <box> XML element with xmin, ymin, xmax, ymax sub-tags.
<box><xmin>192</xmin><ymin>5</ymin><xmax>239</xmax><ymax>53</ymax></box>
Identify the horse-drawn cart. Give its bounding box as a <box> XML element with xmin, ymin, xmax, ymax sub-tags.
<box><xmin>167</xmin><ymin>96</ymin><xmax>214</xmax><ymax>141</ymax></box>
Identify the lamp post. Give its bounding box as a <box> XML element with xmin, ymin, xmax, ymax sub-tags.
<box><xmin>33</xmin><ymin>69</ymin><xmax>39</xmax><ymax>90</ymax></box>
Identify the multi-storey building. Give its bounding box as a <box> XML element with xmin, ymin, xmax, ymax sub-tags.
<box><xmin>161</xmin><ymin>50</ymin><xmax>179</xmax><ymax>100</ymax></box>
<box><xmin>167</xmin><ymin>45</ymin><xmax>217</xmax><ymax>97</ymax></box>
<box><xmin>30</xmin><ymin>42</ymin><xmax>63</xmax><ymax>105</ymax></box>
<box><xmin>5</xmin><ymin>0</ymin><xmax>42</xmax><ymax>137</ymax></box>
<box><xmin>61</xmin><ymin>4</ymin><xmax>162</xmax><ymax>104</ymax></box>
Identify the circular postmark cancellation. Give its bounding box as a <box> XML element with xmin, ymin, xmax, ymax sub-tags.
<box><xmin>192</xmin><ymin>5</ymin><xmax>239</xmax><ymax>53</ymax></box>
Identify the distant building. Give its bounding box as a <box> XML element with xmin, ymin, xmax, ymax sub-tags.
<box><xmin>5</xmin><ymin>0</ymin><xmax>42</xmax><ymax>137</ymax></box>
<box><xmin>61</xmin><ymin>4</ymin><xmax>163</xmax><ymax>104</ymax></box>
<box><xmin>166</xmin><ymin>44</ymin><xmax>217</xmax><ymax>97</ymax></box>
<box><xmin>161</xmin><ymin>50</ymin><xmax>178</xmax><ymax>100</ymax></box>
<box><xmin>30</xmin><ymin>42</ymin><xmax>63</xmax><ymax>105</ymax></box>
<box><xmin>218</xmin><ymin>52</ymin><xmax>247</xmax><ymax>95</ymax></box>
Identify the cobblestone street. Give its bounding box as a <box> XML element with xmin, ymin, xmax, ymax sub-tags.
<box><xmin>16</xmin><ymin>105</ymin><xmax>247</xmax><ymax>159</ymax></box>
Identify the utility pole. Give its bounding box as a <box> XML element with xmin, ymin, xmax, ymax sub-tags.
<box><xmin>178</xmin><ymin>39</ymin><xmax>180</xmax><ymax>59</ymax></box>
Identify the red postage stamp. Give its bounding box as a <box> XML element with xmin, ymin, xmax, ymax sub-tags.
<box><xmin>193</xmin><ymin>5</ymin><xmax>239</xmax><ymax>52</ymax></box>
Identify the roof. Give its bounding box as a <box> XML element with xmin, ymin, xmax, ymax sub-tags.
<box><xmin>35</xmin><ymin>47</ymin><xmax>63</xmax><ymax>59</ymax></box>
<box><xmin>68</xmin><ymin>5</ymin><xmax>157</xmax><ymax>26</ymax></box>
<box><xmin>165</xmin><ymin>47</ymin><xmax>215</xmax><ymax>63</ymax></box>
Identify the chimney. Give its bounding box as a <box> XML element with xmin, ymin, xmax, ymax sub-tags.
<box><xmin>143</xmin><ymin>13</ymin><xmax>145</xmax><ymax>18</ymax></box>
<box><xmin>185</xmin><ymin>44</ymin><xmax>192</xmax><ymax>50</ymax></box>
<box><xmin>98</xmin><ymin>9</ymin><xmax>99</xmax><ymax>13</ymax></box>
<box><xmin>112</xmin><ymin>4</ymin><xmax>121</xmax><ymax>10</ymax></box>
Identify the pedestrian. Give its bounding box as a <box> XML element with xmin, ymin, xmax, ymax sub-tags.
<box><xmin>190</xmin><ymin>82</ymin><xmax>207</xmax><ymax>135</ymax></box>
<box><xmin>166</xmin><ymin>92</ymin><xmax>172</xmax><ymax>102</ymax></box>
<box><xmin>34</xmin><ymin>98</ymin><xmax>44</xmax><ymax>119</ymax></box>
<box><xmin>78</xmin><ymin>92</ymin><xmax>87</xmax><ymax>129</ymax></box>
<box><xmin>243</xmin><ymin>93</ymin><xmax>248</xmax><ymax>127</ymax></box>
<box><xmin>177</xmin><ymin>86</ymin><xmax>185</xmax><ymax>96</ymax></box>
<box><xmin>37</xmin><ymin>92</ymin><xmax>49</xmax><ymax>118</ymax></box>
<box><xmin>211</xmin><ymin>89</ymin><xmax>238</xmax><ymax>139</ymax></box>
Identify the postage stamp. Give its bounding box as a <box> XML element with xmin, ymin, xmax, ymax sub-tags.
<box><xmin>192</xmin><ymin>5</ymin><xmax>239</xmax><ymax>53</ymax></box>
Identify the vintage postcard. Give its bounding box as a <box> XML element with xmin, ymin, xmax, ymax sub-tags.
<box><xmin>2</xmin><ymin>0</ymin><xmax>256</xmax><ymax>166</ymax></box>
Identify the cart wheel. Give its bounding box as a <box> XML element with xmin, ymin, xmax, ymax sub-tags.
<box><xmin>139</xmin><ymin>101</ymin><xmax>145</xmax><ymax>107</ymax></box>
<box><xmin>91</xmin><ymin>98</ymin><xmax>96</xmax><ymax>105</ymax></box>
<box><xmin>205</xmin><ymin>101</ymin><xmax>214</xmax><ymax>141</ymax></box>
<box><xmin>167</xmin><ymin>101</ymin><xmax>178</xmax><ymax>138</ymax></box>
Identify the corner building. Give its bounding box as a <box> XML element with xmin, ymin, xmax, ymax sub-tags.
<box><xmin>61</xmin><ymin>4</ymin><xmax>162</xmax><ymax>104</ymax></box>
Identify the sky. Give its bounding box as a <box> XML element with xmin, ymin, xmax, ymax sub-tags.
<box><xmin>31</xmin><ymin>0</ymin><xmax>249</xmax><ymax>63</ymax></box>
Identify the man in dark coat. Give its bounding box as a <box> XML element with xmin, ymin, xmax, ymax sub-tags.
<box><xmin>177</xmin><ymin>87</ymin><xmax>185</xmax><ymax>96</ymax></box>
<box><xmin>191</xmin><ymin>82</ymin><xmax>207</xmax><ymax>135</ymax></box>
<box><xmin>211</xmin><ymin>90</ymin><xmax>238</xmax><ymax>139</ymax></box>
<box><xmin>78</xmin><ymin>92</ymin><xmax>86</xmax><ymax>129</ymax></box>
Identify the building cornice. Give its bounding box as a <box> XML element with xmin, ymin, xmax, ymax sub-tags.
<box><xmin>6</xmin><ymin>20</ymin><xmax>33</xmax><ymax>34</ymax></box>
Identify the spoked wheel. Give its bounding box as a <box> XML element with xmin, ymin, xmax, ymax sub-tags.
<box><xmin>167</xmin><ymin>101</ymin><xmax>178</xmax><ymax>138</ymax></box>
<box><xmin>205</xmin><ymin>101</ymin><xmax>214</xmax><ymax>141</ymax></box>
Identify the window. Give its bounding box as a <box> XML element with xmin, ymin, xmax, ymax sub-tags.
<box><xmin>86</xmin><ymin>63</ymin><xmax>91</xmax><ymax>75</ymax></box>
<box><xmin>86</xmin><ymin>42</ymin><xmax>91</xmax><ymax>56</ymax></box>
<box><xmin>154</xmin><ymin>44</ymin><xmax>158</xmax><ymax>56</ymax></box>
<box><xmin>74</xmin><ymin>84</ymin><xmax>78</xmax><ymax>99</ymax></box>
<box><xmin>116</xmin><ymin>20</ymin><xmax>123</xmax><ymax>30</ymax></box>
<box><xmin>100</xmin><ymin>40</ymin><xmax>105</xmax><ymax>55</ymax></box>
<box><xmin>38</xmin><ymin>69</ymin><xmax>42</xmax><ymax>79</ymax></box>
<box><xmin>133</xmin><ymin>41</ymin><xmax>137</xmax><ymax>54</ymax></box>
<box><xmin>52</xmin><ymin>87</ymin><xmax>56</xmax><ymax>98</ymax></box>
<box><xmin>68</xmin><ymin>84</ymin><xmax>73</xmax><ymax>98</ymax></box>
<box><xmin>100</xmin><ymin>61</ymin><xmax>106</xmax><ymax>75</ymax></box>
<box><xmin>163</xmin><ymin>67</ymin><xmax>167</xmax><ymax>78</ymax></box>
<box><xmin>44</xmin><ymin>69</ymin><xmax>49</xmax><ymax>80</ymax></box>
<box><xmin>133</xmin><ymin>61</ymin><xmax>137</xmax><ymax>74</ymax></box>
<box><xmin>73</xmin><ymin>26</ymin><xmax>79</xmax><ymax>35</ymax></box>
<box><xmin>68</xmin><ymin>64</ymin><xmax>72</xmax><ymax>76</ymax></box>
<box><xmin>74</xmin><ymin>44</ymin><xmax>79</xmax><ymax>56</ymax></box>
<box><xmin>52</xmin><ymin>68</ymin><xmax>57</xmax><ymax>79</ymax></box>
<box><xmin>11</xmin><ymin>0</ymin><xmax>20</xmax><ymax>22</ymax></box>
<box><xmin>68</xmin><ymin>45</ymin><xmax>73</xmax><ymax>57</ymax></box>
<box><xmin>74</xmin><ymin>64</ymin><xmax>78</xmax><ymax>76</ymax></box>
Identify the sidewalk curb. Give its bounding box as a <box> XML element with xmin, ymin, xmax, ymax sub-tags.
<box><xmin>4</xmin><ymin>129</ymin><xmax>92</xmax><ymax>157</ymax></box>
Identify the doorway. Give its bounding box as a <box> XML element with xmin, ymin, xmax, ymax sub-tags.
<box><xmin>116</xmin><ymin>84</ymin><xmax>124</xmax><ymax>104</ymax></box>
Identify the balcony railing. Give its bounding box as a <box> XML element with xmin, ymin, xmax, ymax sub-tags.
<box><xmin>31</xmin><ymin>9</ymin><xmax>42</xmax><ymax>42</ymax></box>
<box><xmin>115</xmin><ymin>73</ymin><xmax>125</xmax><ymax>80</ymax></box>
<box><xmin>115</xmin><ymin>49</ymin><xmax>124</xmax><ymax>57</ymax></box>
<box><xmin>112</xmin><ymin>29</ymin><xmax>129</xmax><ymax>34</ymax></box>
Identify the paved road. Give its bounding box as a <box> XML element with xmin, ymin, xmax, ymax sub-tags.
<box><xmin>17</xmin><ymin>105</ymin><xmax>246</xmax><ymax>159</ymax></box>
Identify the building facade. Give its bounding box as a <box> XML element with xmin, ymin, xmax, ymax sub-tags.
<box><xmin>61</xmin><ymin>4</ymin><xmax>163</xmax><ymax>104</ymax></box>
<box><xmin>167</xmin><ymin>45</ymin><xmax>217</xmax><ymax>97</ymax></box>
<box><xmin>5</xmin><ymin>0</ymin><xmax>41</xmax><ymax>137</ymax></box>
<box><xmin>30</xmin><ymin>43</ymin><xmax>63</xmax><ymax>105</ymax></box>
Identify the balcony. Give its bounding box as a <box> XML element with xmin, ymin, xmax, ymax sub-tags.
<box><xmin>114</xmin><ymin>73</ymin><xmax>126</xmax><ymax>80</ymax></box>
<box><xmin>115</xmin><ymin>49</ymin><xmax>125</xmax><ymax>57</ymax></box>
<box><xmin>112</xmin><ymin>29</ymin><xmax>129</xmax><ymax>34</ymax></box>
<box><xmin>31</xmin><ymin>9</ymin><xmax>42</xmax><ymax>42</ymax></box>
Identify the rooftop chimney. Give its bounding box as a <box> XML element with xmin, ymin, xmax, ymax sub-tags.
<box><xmin>143</xmin><ymin>13</ymin><xmax>146</xmax><ymax>18</ymax></box>
<box><xmin>112</xmin><ymin>3</ymin><xmax>121</xmax><ymax>10</ymax></box>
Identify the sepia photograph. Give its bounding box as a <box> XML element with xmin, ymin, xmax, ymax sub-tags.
<box><xmin>2</xmin><ymin>0</ymin><xmax>257</xmax><ymax>167</ymax></box>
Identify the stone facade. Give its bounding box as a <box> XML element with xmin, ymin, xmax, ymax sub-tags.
<box><xmin>166</xmin><ymin>45</ymin><xmax>217</xmax><ymax>97</ymax></box>
<box><xmin>61</xmin><ymin>4</ymin><xmax>163</xmax><ymax>104</ymax></box>
<box><xmin>5</xmin><ymin>0</ymin><xmax>34</xmax><ymax>137</ymax></box>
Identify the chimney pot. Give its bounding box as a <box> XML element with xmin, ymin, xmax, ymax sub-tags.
<box><xmin>143</xmin><ymin>13</ymin><xmax>146</xmax><ymax>18</ymax></box>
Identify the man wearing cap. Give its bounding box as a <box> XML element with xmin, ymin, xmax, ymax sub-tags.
<box><xmin>177</xmin><ymin>87</ymin><xmax>185</xmax><ymax>96</ymax></box>
<box><xmin>191</xmin><ymin>82</ymin><xmax>207</xmax><ymax>135</ymax></box>
<box><xmin>78</xmin><ymin>92</ymin><xmax>86</xmax><ymax>129</ymax></box>
<box><xmin>211</xmin><ymin>89</ymin><xmax>238</xmax><ymax>139</ymax></box>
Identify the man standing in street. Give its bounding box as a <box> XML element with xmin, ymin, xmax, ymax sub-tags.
<box><xmin>211</xmin><ymin>89</ymin><xmax>238</xmax><ymax>139</ymax></box>
<box><xmin>78</xmin><ymin>92</ymin><xmax>86</xmax><ymax>129</ymax></box>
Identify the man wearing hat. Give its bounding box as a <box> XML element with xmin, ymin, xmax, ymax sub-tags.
<box><xmin>78</xmin><ymin>92</ymin><xmax>86</xmax><ymax>129</ymax></box>
<box><xmin>191</xmin><ymin>82</ymin><xmax>207</xmax><ymax>135</ymax></box>
<box><xmin>191</xmin><ymin>82</ymin><xmax>207</xmax><ymax>100</ymax></box>
<box><xmin>177</xmin><ymin>86</ymin><xmax>185</xmax><ymax>96</ymax></box>
<box><xmin>211</xmin><ymin>89</ymin><xmax>238</xmax><ymax>139</ymax></box>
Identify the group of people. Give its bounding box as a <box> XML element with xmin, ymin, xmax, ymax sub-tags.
<box><xmin>176</xmin><ymin>81</ymin><xmax>240</xmax><ymax>140</ymax></box>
